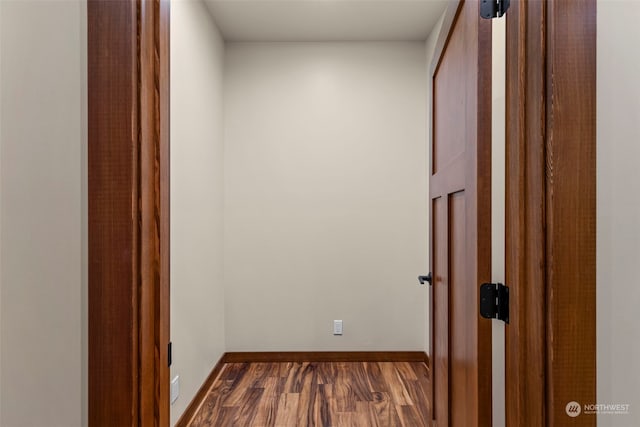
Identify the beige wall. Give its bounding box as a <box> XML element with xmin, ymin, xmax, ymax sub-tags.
<box><xmin>0</xmin><ymin>2</ymin><xmax>3</xmax><ymax>420</ymax></box>
<box><xmin>0</xmin><ymin>2</ymin><xmax>3</xmax><ymax>421</ymax></box>
<box><xmin>0</xmin><ymin>1</ymin><xmax>86</xmax><ymax>426</ymax></box>
<box><xmin>597</xmin><ymin>1</ymin><xmax>640</xmax><ymax>425</ymax></box>
<box><xmin>223</xmin><ymin>42</ymin><xmax>428</xmax><ymax>351</ymax></box>
<box><xmin>491</xmin><ymin>16</ymin><xmax>506</xmax><ymax>427</ymax></box>
<box><xmin>170</xmin><ymin>1</ymin><xmax>226</xmax><ymax>424</ymax></box>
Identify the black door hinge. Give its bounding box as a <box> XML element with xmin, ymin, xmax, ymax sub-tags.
<box><xmin>168</xmin><ymin>342</ymin><xmax>172</xmax><ymax>367</ymax></box>
<box><xmin>480</xmin><ymin>283</ymin><xmax>509</xmax><ymax>323</ymax></box>
<box><xmin>481</xmin><ymin>0</ymin><xmax>510</xmax><ymax>19</ymax></box>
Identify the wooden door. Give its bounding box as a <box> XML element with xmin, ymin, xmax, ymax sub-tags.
<box><xmin>429</xmin><ymin>1</ymin><xmax>492</xmax><ymax>426</ymax></box>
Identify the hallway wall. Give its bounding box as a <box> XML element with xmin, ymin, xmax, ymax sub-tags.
<box><xmin>170</xmin><ymin>1</ymin><xmax>226</xmax><ymax>424</ymax></box>
<box><xmin>597</xmin><ymin>1</ymin><xmax>640</xmax><ymax>425</ymax></box>
<box><xmin>0</xmin><ymin>1</ymin><xmax>86</xmax><ymax>425</ymax></box>
<box><xmin>223</xmin><ymin>42</ymin><xmax>428</xmax><ymax>351</ymax></box>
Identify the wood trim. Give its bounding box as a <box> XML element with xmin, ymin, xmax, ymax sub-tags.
<box><xmin>474</xmin><ymin>3</ymin><xmax>494</xmax><ymax>425</ymax></box>
<box><xmin>545</xmin><ymin>0</ymin><xmax>596</xmax><ymax>424</ymax></box>
<box><xmin>505</xmin><ymin>0</ymin><xmax>547</xmax><ymax>424</ymax></box>
<box><xmin>88</xmin><ymin>1</ymin><xmax>139</xmax><ymax>424</ymax></box>
<box><xmin>139</xmin><ymin>1</ymin><xmax>171</xmax><ymax>426</ymax></box>
<box><xmin>174</xmin><ymin>355</ymin><xmax>227</xmax><ymax>427</ymax></box>
<box><xmin>222</xmin><ymin>351</ymin><xmax>430</xmax><ymax>364</ymax></box>
<box><xmin>88</xmin><ymin>0</ymin><xmax>170</xmax><ymax>425</ymax></box>
<box><xmin>159</xmin><ymin>1</ymin><xmax>171</xmax><ymax>426</ymax></box>
<box><xmin>505</xmin><ymin>0</ymin><xmax>596</xmax><ymax>425</ymax></box>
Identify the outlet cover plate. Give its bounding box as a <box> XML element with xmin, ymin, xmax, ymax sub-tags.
<box><xmin>171</xmin><ymin>375</ymin><xmax>179</xmax><ymax>404</ymax></box>
<box><xmin>333</xmin><ymin>320</ymin><xmax>343</xmax><ymax>335</ymax></box>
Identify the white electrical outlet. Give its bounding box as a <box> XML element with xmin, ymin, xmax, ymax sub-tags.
<box><xmin>170</xmin><ymin>375</ymin><xmax>180</xmax><ymax>404</ymax></box>
<box><xmin>333</xmin><ymin>320</ymin><xmax>343</xmax><ymax>335</ymax></box>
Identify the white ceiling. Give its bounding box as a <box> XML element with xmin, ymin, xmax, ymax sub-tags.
<box><xmin>203</xmin><ymin>0</ymin><xmax>449</xmax><ymax>42</ymax></box>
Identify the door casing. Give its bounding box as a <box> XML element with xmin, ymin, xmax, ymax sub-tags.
<box><xmin>505</xmin><ymin>0</ymin><xmax>597</xmax><ymax>425</ymax></box>
<box><xmin>88</xmin><ymin>0</ymin><xmax>170</xmax><ymax>425</ymax></box>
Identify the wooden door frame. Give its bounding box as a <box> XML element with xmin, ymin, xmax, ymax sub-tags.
<box><xmin>505</xmin><ymin>0</ymin><xmax>596</xmax><ymax>425</ymax></box>
<box><xmin>88</xmin><ymin>0</ymin><xmax>170</xmax><ymax>425</ymax></box>
<box><xmin>85</xmin><ymin>0</ymin><xmax>596</xmax><ymax>425</ymax></box>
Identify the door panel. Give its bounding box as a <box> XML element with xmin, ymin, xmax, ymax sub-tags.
<box><xmin>449</xmin><ymin>191</ymin><xmax>469</xmax><ymax>427</ymax></box>
<box><xmin>433</xmin><ymin>20</ymin><xmax>467</xmax><ymax>175</ymax></box>
<box><xmin>432</xmin><ymin>196</ymin><xmax>449</xmax><ymax>424</ymax></box>
<box><xmin>429</xmin><ymin>0</ymin><xmax>492</xmax><ymax>426</ymax></box>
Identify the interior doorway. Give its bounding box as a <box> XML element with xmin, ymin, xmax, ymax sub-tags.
<box><xmin>86</xmin><ymin>0</ymin><xmax>597</xmax><ymax>426</ymax></box>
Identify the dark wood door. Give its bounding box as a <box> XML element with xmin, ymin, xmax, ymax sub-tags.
<box><xmin>429</xmin><ymin>1</ymin><xmax>492</xmax><ymax>426</ymax></box>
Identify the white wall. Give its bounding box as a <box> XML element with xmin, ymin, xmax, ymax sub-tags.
<box><xmin>597</xmin><ymin>1</ymin><xmax>640</xmax><ymax>425</ymax></box>
<box><xmin>0</xmin><ymin>1</ymin><xmax>86</xmax><ymax>426</ymax></box>
<box><xmin>170</xmin><ymin>1</ymin><xmax>226</xmax><ymax>424</ymax></box>
<box><xmin>223</xmin><ymin>42</ymin><xmax>428</xmax><ymax>351</ymax></box>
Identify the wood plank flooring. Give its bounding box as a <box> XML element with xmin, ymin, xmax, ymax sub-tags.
<box><xmin>188</xmin><ymin>361</ymin><xmax>431</xmax><ymax>426</ymax></box>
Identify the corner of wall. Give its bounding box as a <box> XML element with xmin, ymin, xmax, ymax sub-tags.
<box><xmin>170</xmin><ymin>2</ymin><xmax>226</xmax><ymax>424</ymax></box>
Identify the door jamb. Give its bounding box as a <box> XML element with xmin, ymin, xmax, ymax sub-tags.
<box><xmin>505</xmin><ymin>0</ymin><xmax>596</xmax><ymax>425</ymax></box>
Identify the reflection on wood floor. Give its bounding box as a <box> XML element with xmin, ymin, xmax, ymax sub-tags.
<box><xmin>189</xmin><ymin>361</ymin><xmax>431</xmax><ymax>426</ymax></box>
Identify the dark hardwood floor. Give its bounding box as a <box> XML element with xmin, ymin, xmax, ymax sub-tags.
<box><xmin>188</xmin><ymin>361</ymin><xmax>431</xmax><ymax>426</ymax></box>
